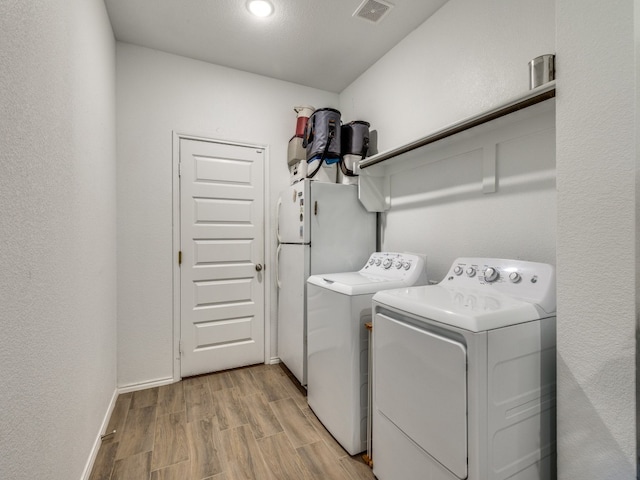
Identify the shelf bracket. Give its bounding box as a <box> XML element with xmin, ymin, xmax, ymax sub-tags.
<box><xmin>482</xmin><ymin>143</ymin><xmax>497</xmax><ymax>194</ymax></box>
<box><xmin>358</xmin><ymin>174</ymin><xmax>390</xmax><ymax>212</ymax></box>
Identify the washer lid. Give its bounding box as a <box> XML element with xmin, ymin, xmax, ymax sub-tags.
<box><xmin>307</xmin><ymin>272</ymin><xmax>413</xmax><ymax>295</ymax></box>
<box><xmin>373</xmin><ymin>284</ymin><xmax>546</xmax><ymax>332</ymax></box>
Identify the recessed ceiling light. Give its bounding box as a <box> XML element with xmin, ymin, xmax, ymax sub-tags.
<box><xmin>247</xmin><ymin>0</ymin><xmax>274</xmax><ymax>17</ymax></box>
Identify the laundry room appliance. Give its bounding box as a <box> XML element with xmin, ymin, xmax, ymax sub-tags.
<box><xmin>288</xmin><ymin>105</ymin><xmax>314</xmax><ymax>185</ymax></box>
<box><xmin>371</xmin><ymin>257</ymin><xmax>556</xmax><ymax>480</ymax></box>
<box><xmin>306</xmin><ymin>252</ymin><xmax>427</xmax><ymax>456</ymax></box>
<box><xmin>338</xmin><ymin>120</ymin><xmax>370</xmax><ymax>186</ymax></box>
<box><xmin>276</xmin><ymin>179</ymin><xmax>376</xmax><ymax>386</ymax></box>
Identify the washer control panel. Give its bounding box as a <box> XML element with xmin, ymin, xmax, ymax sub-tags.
<box><xmin>361</xmin><ymin>252</ymin><xmax>427</xmax><ymax>284</ymax></box>
<box><xmin>445</xmin><ymin>257</ymin><xmax>556</xmax><ymax>313</ymax></box>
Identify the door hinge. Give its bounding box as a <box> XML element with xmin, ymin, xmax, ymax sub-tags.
<box><xmin>314</xmin><ymin>200</ymin><xmax>318</xmax><ymax>215</ymax></box>
<box><xmin>178</xmin><ymin>162</ymin><xmax>182</xmax><ymax>177</ymax></box>
<box><xmin>179</xmin><ymin>340</ymin><xmax>183</xmax><ymax>356</ymax></box>
<box><xmin>178</xmin><ymin>250</ymin><xmax>182</xmax><ymax>265</ymax></box>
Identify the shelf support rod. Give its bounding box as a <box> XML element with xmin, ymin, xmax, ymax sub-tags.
<box><xmin>359</xmin><ymin>83</ymin><xmax>556</xmax><ymax>170</ymax></box>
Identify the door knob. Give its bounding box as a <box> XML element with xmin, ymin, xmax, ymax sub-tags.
<box><xmin>255</xmin><ymin>264</ymin><xmax>263</xmax><ymax>272</ymax></box>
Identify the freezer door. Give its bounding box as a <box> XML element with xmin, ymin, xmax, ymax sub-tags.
<box><xmin>278</xmin><ymin>181</ymin><xmax>310</xmax><ymax>244</ymax></box>
<box><xmin>276</xmin><ymin>243</ymin><xmax>310</xmax><ymax>385</ymax></box>
<box><xmin>309</xmin><ymin>182</ymin><xmax>376</xmax><ymax>274</ymax></box>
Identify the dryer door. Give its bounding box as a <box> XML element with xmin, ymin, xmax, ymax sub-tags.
<box><xmin>374</xmin><ymin>313</ymin><xmax>468</xmax><ymax>479</ymax></box>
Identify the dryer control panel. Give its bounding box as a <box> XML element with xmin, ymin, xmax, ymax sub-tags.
<box><xmin>361</xmin><ymin>252</ymin><xmax>428</xmax><ymax>285</ymax></box>
<box><xmin>444</xmin><ymin>257</ymin><xmax>556</xmax><ymax>314</ymax></box>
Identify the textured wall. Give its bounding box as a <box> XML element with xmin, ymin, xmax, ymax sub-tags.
<box><xmin>340</xmin><ymin>0</ymin><xmax>556</xmax><ymax>152</ymax></box>
<box><xmin>340</xmin><ymin>0</ymin><xmax>637</xmax><ymax>476</ymax></box>
<box><xmin>556</xmin><ymin>1</ymin><xmax>637</xmax><ymax>478</ymax></box>
<box><xmin>340</xmin><ymin>0</ymin><xmax>557</xmax><ymax>279</ymax></box>
<box><xmin>116</xmin><ymin>43</ymin><xmax>338</xmax><ymax>388</ymax></box>
<box><xmin>0</xmin><ymin>1</ymin><xmax>117</xmax><ymax>479</ymax></box>
<box><xmin>637</xmin><ymin>0</ymin><xmax>640</xmax><ymax>472</ymax></box>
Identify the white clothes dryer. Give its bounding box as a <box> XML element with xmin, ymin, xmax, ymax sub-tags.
<box><xmin>371</xmin><ymin>257</ymin><xmax>557</xmax><ymax>480</ymax></box>
<box><xmin>306</xmin><ymin>252</ymin><xmax>427</xmax><ymax>455</ymax></box>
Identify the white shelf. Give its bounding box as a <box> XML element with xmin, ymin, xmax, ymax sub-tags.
<box><xmin>357</xmin><ymin>82</ymin><xmax>556</xmax><ymax>212</ymax></box>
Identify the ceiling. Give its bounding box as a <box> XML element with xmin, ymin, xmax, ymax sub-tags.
<box><xmin>104</xmin><ymin>0</ymin><xmax>448</xmax><ymax>93</ymax></box>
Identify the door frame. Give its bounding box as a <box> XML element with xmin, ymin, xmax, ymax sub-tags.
<box><xmin>172</xmin><ymin>131</ymin><xmax>271</xmax><ymax>382</ymax></box>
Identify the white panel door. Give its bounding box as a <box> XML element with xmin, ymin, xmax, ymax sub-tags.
<box><xmin>180</xmin><ymin>138</ymin><xmax>265</xmax><ymax>377</ymax></box>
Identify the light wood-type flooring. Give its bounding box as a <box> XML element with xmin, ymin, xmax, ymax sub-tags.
<box><xmin>89</xmin><ymin>363</ymin><xmax>376</xmax><ymax>480</ymax></box>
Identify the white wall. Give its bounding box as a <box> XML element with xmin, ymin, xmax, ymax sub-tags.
<box><xmin>340</xmin><ymin>0</ymin><xmax>637</xmax><ymax>477</ymax></box>
<box><xmin>0</xmin><ymin>1</ymin><xmax>117</xmax><ymax>479</ymax></box>
<box><xmin>340</xmin><ymin>0</ymin><xmax>557</xmax><ymax>280</ymax></box>
<box><xmin>637</xmin><ymin>0</ymin><xmax>640</xmax><ymax>469</ymax></box>
<box><xmin>341</xmin><ymin>0</ymin><xmax>556</xmax><ymax>152</ymax></box>
<box><xmin>556</xmin><ymin>1</ymin><xmax>637</xmax><ymax>478</ymax></box>
<box><xmin>116</xmin><ymin>43</ymin><xmax>338</xmax><ymax>388</ymax></box>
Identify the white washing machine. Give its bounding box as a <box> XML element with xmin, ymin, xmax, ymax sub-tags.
<box><xmin>306</xmin><ymin>252</ymin><xmax>427</xmax><ymax>456</ymax></box>
<box><xmin>371</xmin><ymin>257</ymin><xmax>557</xmax><ymax>480</ymax></box>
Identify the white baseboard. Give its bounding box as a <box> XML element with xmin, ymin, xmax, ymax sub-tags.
<box><xmin>80</xmin><ymin>364</ymin><xmax>282</xmax><ymax>479</ymax></box>
<box><xmin>80</xmin><ymin>388</ymin><xmax>118</xmax><ymax>480</ymax></box>
<box><xmin>117</xmin><ymin>376</ymin><xmax>176</xmax><ymax>394</ymax></box>
<box><xmin>80</xmin><ymin>377</ymin><xmax>178</xmax><ymax>479</ymax></box>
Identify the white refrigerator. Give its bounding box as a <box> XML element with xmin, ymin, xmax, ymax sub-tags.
<box><xmin>276</xmin><ymin>180</ymin><xmax>376</xmax><ymax>386</ymax></box>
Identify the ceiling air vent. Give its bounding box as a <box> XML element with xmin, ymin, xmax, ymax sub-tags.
<box><xmin>353</xmin><ymin>0</ymin><xmax>393</xmax><ymax>23</ymax></box>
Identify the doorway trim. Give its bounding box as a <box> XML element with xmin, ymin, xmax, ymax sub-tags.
<box><xmin>172</xmin><ymin>131</ymin><xmax>271</xmax><ymax>382</ymax></box>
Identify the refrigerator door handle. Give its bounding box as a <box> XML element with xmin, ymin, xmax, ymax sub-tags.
<box><xmin>276</xmin><ymin>197</ymin><xmax>283</xmax><ymax>244</ymax></box>
<box><xmin>275</xmin><ymin>244</ymin><xmax>282</xmax><ymax>289</ymax></box>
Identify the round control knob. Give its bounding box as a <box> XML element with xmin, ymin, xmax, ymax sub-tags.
<box><xmin>394</xmin><ymin>260</ymin><xmax>403</xmax><ymax>269</ymax></box>
<box><xmin>484</xmin><ymin>267</ymin><xmax>499</xmax><ymax>283</ymax></box>
<box><xmin>369</xmin><ymin>258</ymin><xmax>375</xmax><ymax>265</ymax></box>
<box><xmin>509</xmin><ymin>271</ymin><xmax>521</xmax><ymax>283</ymax></box>
<box><xmin>403</xmin><ymin>262</ymin><xmax>411</xmax><ymax>270</ymax></box>
<box><xmin>466</xmin><ymin>267</ymin><xmax>477</xmax><ymax>277</ymax></box>
<box><xmin>375</xmin><ymin>259</ymin><xmax>382</xmax><ymax>266</ymax></box>
<box><xmin>453</xmin><ymin>266</ymin><xmax>463</xmax><ymax>276</ymax></box>
<box><xmin>383</xmin><ymin>258</ymin><xmax>393</xmax><ymax>269</ymax></box>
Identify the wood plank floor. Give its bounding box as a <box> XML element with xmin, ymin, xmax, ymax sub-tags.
<box><xmin>90</xmin><ymin>363</ymin><xmax>377</xmax><ymax>480</ymax></box>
